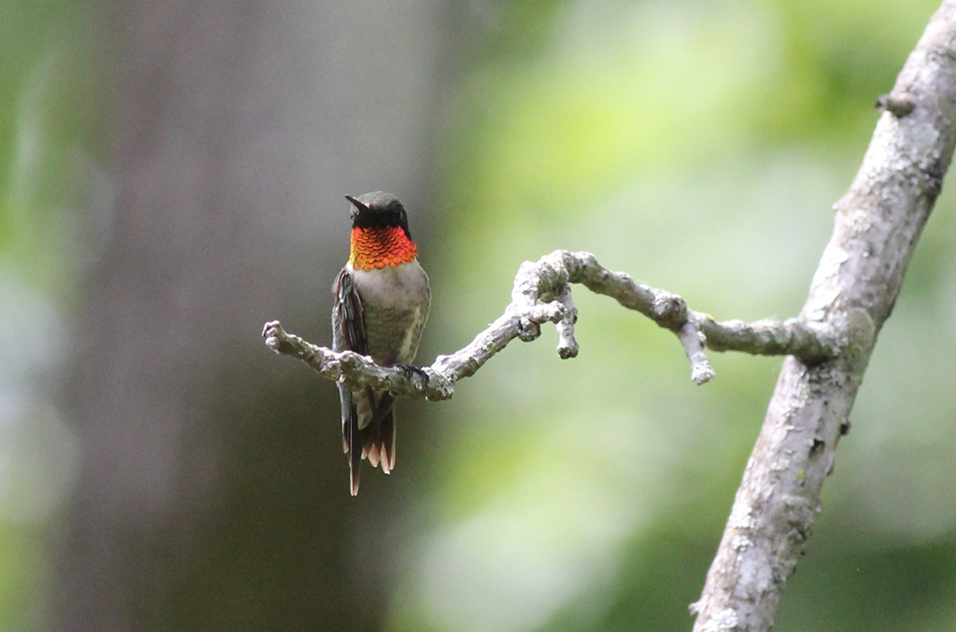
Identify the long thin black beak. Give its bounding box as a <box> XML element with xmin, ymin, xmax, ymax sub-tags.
<box><xmin>345</xmin><ymin>194</ymin><xmax>369</xmax><ymax>212</ymax></box>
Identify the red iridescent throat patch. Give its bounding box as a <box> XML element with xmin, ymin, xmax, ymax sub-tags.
<box><xmin>349</xmin><ymin>226</ymin><xmax>418</xmax><ymax>270</ymax></box>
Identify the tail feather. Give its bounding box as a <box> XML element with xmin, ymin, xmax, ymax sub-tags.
<box><xmin>363</xmin><ymin>409</ymin><xmax>396</xmax><ymax>474</ymax></box>
<box><xmin>348</xmin><ymin>402</ymin><xmax>362</xmax><ymax>497</ymax></box>
<box><xmin>380</xmin><ymin>409</ymin><xmax>396</xmax><ymax>473</ymax></box>
<box><xmin>339</xmin><ymin>384</ymin><xmax>352</xmax><ymax>454</ymax></box>
<box><xmin>342</xmin><ymin>390</ymin><xmax>398</xmax><ymax>495</ymax></box>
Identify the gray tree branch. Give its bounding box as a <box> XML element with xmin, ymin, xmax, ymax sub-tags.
<box><xmin>691</xmin><ymin>2</ymin><xmax>956</xmax><ymax>630</ymax></box>
<box><xmin>263</xmin><ymin>250</ymin><xmax>836</xmax><ymax>400</ymax></box>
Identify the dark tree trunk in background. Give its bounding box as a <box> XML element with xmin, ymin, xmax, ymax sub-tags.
<box><xmin>54</xmin><ymin>1</ymin><xmax>453</xmax><ymax>629</ymax></box>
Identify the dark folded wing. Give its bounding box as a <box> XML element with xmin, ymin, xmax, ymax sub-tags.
<box><xmin>332</xmin><ymin>267</ymin><xmax>368</xmax><ymax>495</ymax></box>
<box><xmin>332</xmin><ymin>267</ymin><xmax>368</xmax><ymax>355</ymax></box>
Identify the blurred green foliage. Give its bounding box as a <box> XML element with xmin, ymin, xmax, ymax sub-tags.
<box><xmin>0</xmin><ymin>3</ymin><xmax>109</xmax><ymax>629</ymax></box>
<box><xmin>0</xmin><ymin>2</ymin><xmax>111</xmax><ymax>292</ymax></box>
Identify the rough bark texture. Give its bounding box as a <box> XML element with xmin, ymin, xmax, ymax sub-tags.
<box><xmin>691</xmin><ymin>2</ymin><xmax>956</xmax><ymax>630</ymax></box>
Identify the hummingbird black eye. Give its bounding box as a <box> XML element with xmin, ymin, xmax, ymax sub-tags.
<box><xmin>382</xmin><ymin>201</ymin><xmax>405</xmax><ymax>224</ymax></box>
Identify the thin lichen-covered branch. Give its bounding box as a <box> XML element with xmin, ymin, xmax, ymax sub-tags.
<box><xmin>263</xmin><ymin>249</ymin><xmax>837</xmax><ymax>400</ymax></box>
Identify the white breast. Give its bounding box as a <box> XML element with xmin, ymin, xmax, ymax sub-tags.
<box><xmin>348</xmin><ymin>261</ymin><xmax>428</xmax><ymax>310</ymax></box>
<box><xmin>347</xmin><ymin>260</ymin><xmax>430</xmax><ymax>364</ymax></box>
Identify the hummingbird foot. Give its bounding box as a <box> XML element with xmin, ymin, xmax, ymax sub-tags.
<box><xmin>394</xmin><ymin>363</ymin><xmax>429</xmax><ymax>380</ymax></box>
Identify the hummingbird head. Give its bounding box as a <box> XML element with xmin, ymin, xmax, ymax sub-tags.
<box><xmin>345</xmin><ymin>192</ymin><xmax>418</xmax><ymax>269</ymax></box>
<box><xmin>346</xmin><ymin>192</ymin><xmax>411</xmax><ymax>239</ymax></box>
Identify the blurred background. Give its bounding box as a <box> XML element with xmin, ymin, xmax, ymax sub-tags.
<box><xmin>2</xmin><ymin>0</ymin><xmax>956</xmax><ymax>630</ymax></box>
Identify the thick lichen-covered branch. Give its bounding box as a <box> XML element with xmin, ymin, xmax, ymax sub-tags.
<box><xmin>263</xmin><ymin>249</ymin><xmax>837</xmax><ymax>399</ymax></box>
<box><xmin>691</xmin><ymin>2</ymin><xmax>956</xmax><ymax>630</ymax></box>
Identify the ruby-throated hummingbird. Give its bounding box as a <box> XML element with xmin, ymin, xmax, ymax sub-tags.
<box><xmin>332</xmin><ymin>192</ymin><xmax>431</xmax><ymax>495</ymax></box>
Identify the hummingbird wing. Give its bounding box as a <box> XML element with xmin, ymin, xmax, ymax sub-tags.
<box><xmin>332</xmin><ymin>267</ymin><xmax>368</xmax><ymax>355</ymax></box>
<box><xmin>332</xmin><ymin>267</ymin><xmax>367</xmax><ymax>495</ymax></box>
